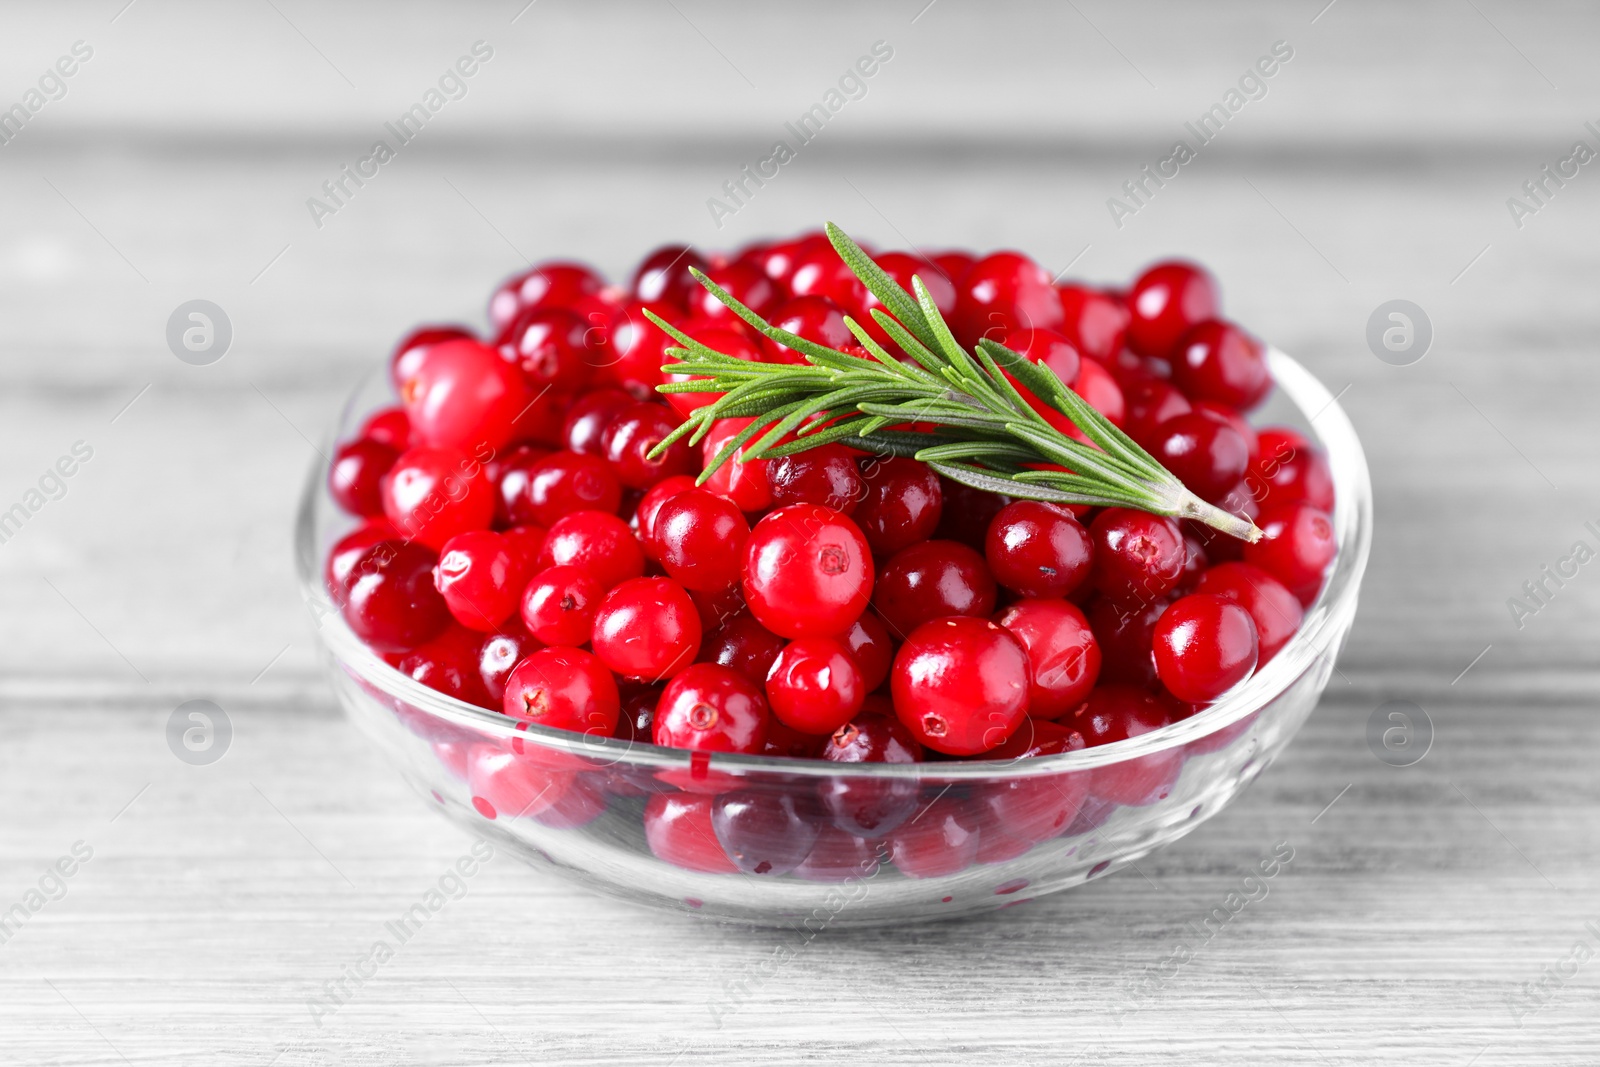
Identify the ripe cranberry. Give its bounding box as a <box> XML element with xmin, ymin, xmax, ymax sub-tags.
<box><xmin>399</xmin><ymin>338</ymin><xmax>530</xmax><ymax>454</ymax></box>
<box><xmin>840</xmin><ymin>611</ymin><xmax>894</xmax><ymax>692</ymax></box>
<box><xmin>489</xmin><ymin>262</ymin><xmax>606</xmax><ymax>329</ymax></box>
<box><xmin>508</xmin><ymin>453</ymin><xmax>623</xmax><ymax>528</ymax></box>
<box><xmin>1150</xmin><ymin>412</ymin><xmax>1251</xmax><ymax>504</ymax></box>
<box><xmin>691</xmin><ymin>261</ymin><xmax>779</xmax><ymax>321</ymax></box>
<box><xmin>698</xmin><ymin>610</ymin><xmax>787</xmax><ymax>684</ymax></box>
<box><xmin>737</xmin><ymin>232</ymin><xmax>827</xmax><ymax>289</ymax></box>
<box><xmin>788</xmin><ymin>244</ymin><xmax>866</xmax><ymax>310</ymax></box>
<box><xmin>520</xmin><ymin>564</ymin><xmax>602</xmax><ymax>646</ymax></box>
<box><xmin>1056</xmin><ymin>285</ymin><xmax>1130</xmax><ymax>363</ymax></box>
<box><xmin>765</xmin><ymin>637</ymin><xmax>865</xmax><ymax>736</ymax></box>
<box><xmin>537</xmin><ymin>510</ymin><xmax>645</xmax><ymax>589</ymax></box>
<box><xmin>872</xmin><ymin>540</ymin><xmax>998</xmax><ymax>638</ymax></box>
<box><xmin>794</xmin><ymin>826</ymin><xmax>884</xmax><ymax>882</ymax></box>
<box><xmin>934</xmin><ymin>477</ymin><xmax>1011</xmax><ymax>550</ymax></box>
<box><xmin>653</xmin><ymin>662</ymin><xmax>768</xmax><ymax>754</ymax></box>
<box><xmin>359</xmin><ymin>406</ymin><xmax>412</xmax><ymax>450</ymax></box>
<box><xmin>1195</xmin><ymin>562</ymin><xmax>1304</xmax><ymax>663</ymax></box>
<box><xmin>329</xmin><ymin>438</ymin><xmax>398</xmax><ymax>517</ymax></box>
<box><xmin>1073</xmin><ymin>356</ymin><xmax>1126</xmax><ymax>429</ymax></box>
<box><xmin>662</xmin><ymin>324</ymin><xmax>758</xmax><ymax>418</ymax></box>
<box><xmin>699</xmin><ymin>418</ymin><xmax>773</xmax><ymax>512</ymax></box>
<box><xmin>769</xmin><ymin>444</ymin><xmax>865</xmax><ymax>514</ymax></box>
<box><xmin>743</xmin><ymin>504</ymin><xmax>874</xmax><ymax>639</ymax></box>
<box><xmin>397</xmin><ymin>625</ymin><xmax>494</xmax><ymax>708</ymax></box>
<box><xmin>592</xmin><ymin>301</ymin><xmax>676</xmax><ymax>393</ymax></box>
<box><xmin>891</xmin><ymin>617</ymin><xmax>1030</xmax><ymax>756</ymax></box>
<box><xmin>1068</xmin><ymin>685</ymin><xmax>1181</xmax><ymax>807</ymax></box>
<box><xmin>497</xmin><ymin>307</ymin><xmax>592</xmax><ymax>391</ymax></box>
<box><xmin>326</xmin><ymin>520</ymin><xmax>397</xmax><ymax>600</ymax></box>
<box><xmin>818</xmin><ymin>711</ymin><xmax>922</xmax><ymax>837</ymax></box>
<box><xmin>643</xmin><ymin>793</ymin><xmax>739</xmax><ymax>873</ymax></box>
<box><xmin>614</xmin><ymin>684</ymin><xmax>660</xmax><ymax>745</ymax></box>
<box><xmin>762</xmin><ymin>716</ymin><xmax>826</xmax><ymax>759</ymax></box>
<box><xmin>342</xmin><ymin>540</ymin><xmax>449</xmax><ymax>652</ymax></box>
<box><xmin>689</xmin><ymin>583</ymin><xmax>746</xmax><ymax>633</ymax></box>
<box><xmin>433</xmin><ymin>530</ymin><xmax>521</xmax><ymax>631</ymax></box>
<box><xmin>632</xmin><ymin>474</ymin><xmax>696</xmax><ymax>559</ymax></box>
<box><xmin>762</xmin><ymin>296</ymin><xmax>853</xmax><ymax>364</ymax></box>
<box><xmin>994</xmin><ymin>599</ymin><xmax>1101</xmax><ymax>719</ymax></box>
<box><xmin>503</xmin><ymin>646</ymin><xmax>620</xmax><ymax>736</ymax></box>
<box><xmin>1126</xmin><ymin>260</ymin><xmax>1219</xmax><ymax>359</ymax></box>
<box><xmin>1173</xmin><ymin>320</ymin><xmax>1270</xmax><ymax>410</ymax></box>
<box><xmin>599</xmin><ymin>402</ymin><xmax>694</xmax><ymax>490</ymax></box>
<box><xmin>557</xmin><ymin>389</ymin><xmax>631</xmax><ymax>458</ymax></box>
<box><xmin>953</xmin><ymin>251</ymin><xmax>1064</xmax><ymax>344</ymax></box>
<box><xmin>930</xmin><ymin>250</ymin><xmax>974</xmax><ymax>285</ymax></box>
<box><xmin>631</xmin><ymin>245</ymin><xmax>709</xmax><ymax>311</ymax></box>
<box><xmin>984</xmin><ymin>501</ymin><xmax>1093</xmax><ymax>599</ymax></box>
<box><xmin>532</xmin><ymin>776</ymin><xmax>608</xmax><ymax>829</ymax></box>
<box><xmin>1174</xmin><ymin>531</ymin><xmax>1210</xmax><ymax>595</ymax></box>
<box><xmin>466</xmin><ymin>745</ymin><xmax>572</xmax><ymax>820</ymax></box>
<box><xmin>1089</xmin><ymin>508</ymin><xmax>1186</xmax><ymax>605</ymax></box>
<box><xmin>591</xmin><ymin>576</ymin><xmax>701</xmax><ymax>680</ymax></box>
<box><xmin>389</xmin><ymin>325</ymin><xmax>474</xmax><ymax>393</ymax></box>
<box><xmin>652</xmin><ymin>489</ymin><xmax>749</xmax><ymax>591</ymax></box>
<box><xmin>974</xmin><ymin>728</ymin><xmax>1091</xmax><ymax>845</ymax></box>
<box><xmin>889</xmin><ymin>794</ymin><xmax>981</xmax><ymax>877</ymax></box>
<box><xmin>854</xmin><ymin>456</ymin><xmax>942</xmax><ymax>557</ymax></box>
<box><xmin>1087</xmin><ymin>595</ymin><xmax>1167</xmax><ymax>688</ymax></box>
<box><xmin>1121</xmin><ymin>376</ymin><xmax>1193</xmax><ymax>447</ymax></box>
<box><xmin>997</xmin><ymin>326</ymin><xmax>1080</xmax><ymax>399</ymax></box>
<box><xmin>983</xmin><ymin>718</ymin><xmax>1086</xmax><ymax>759</ymax></box>
<box><xmin>1242</xmin><ymin>501</ymin><xmax>1337</xmax><ymax>603</ymax></box>
<box><xmin>381</xmin><ymin>446</ymin><xmax>495</xmax><ymax>550</ymax></box>
<box><xmin>478</xmin><ymin>625</ymin><xmax>537</xmax><ymax>705</ymax></box>
<box><xmin>711</xmin><ymin>791</ymin><xmax>820</xmax><ymax>876</ymax></box>
<box><xmin>1249</xmin><ymin>428</ymin><xmax>1335</xmax><ymax>512</ymax></box>
<box><xmin>1153</xmin><ymin>594</ymin><xmax>1259</xmax><ymax>702</ymax></box>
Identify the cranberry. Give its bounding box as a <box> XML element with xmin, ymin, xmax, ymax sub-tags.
<box><xmin>854</xmin><ymin>456</ymin><xmax>942</xmax><ymax>557</ymax></box>
<box><xmin>489</xmin><ymin>262</ymin><xmax>606</xmax><ymax>330</ymax></box>
<box><xmin>359</xmin><ymin>405</ymin><xmax>412</xmax><ymax>450</ymax></box>
<box><xmin>710</xmin><ymin>791</ymin><xmax>820</xmax><ymax>876</ymax></box>
<box><xmin>984</xmin><ymin>718</ymin><xmax>1086</xmax><ymax>759</ymax></box>
<box><xmin>536</xmin><ymin>510</ymin><xmax>645</xmax><ymax>589</ymax></box>
<box><xmin>591</xmin><ymin>576</ymin><xmax>702</xmax><ymax>680</ymax></box>
<box><xmin>389</xmin><ymin>325</ymin><xmax>474</xmax><ymax>393</ymax></box>
<box><xmin>1073</xmin><ymin>356</ymin><xmax>1126</xmax><ymax>429</ymax></box>
<box><xmin>698</xmin><ymin>610</ymin><xmax>787</xmax><ymax>684</ymax></box>
<box><xmin>888</xmin><ymin>794</ymin><xmax>981</xmax><ymax>877</ymax></box>
<box><xmin>1152</xmin><ymin>593</ymin><xmax>1258</xmax><ymax>702</ymax></box>
<box><xmin>466</xmin><ymin>745</ymin><xmax>572</xmax><ymax>820</ymax></box>
<box><xmin>1249</xmin><ymin>428</ymin><xmax>1335</xmax><ymax>512</ymax></box>
<box><xmin>762</xmin><ymin>296</ymin><xmax>853</xmax><ymax>364</ymax></box>
<box><xmin>1069</xmin><ymin>686</ymin><xmax>1182</xmax><ymax>807</ymax></box>
<box><xmin>497</xmin><ymin>307</ymin><xmax>592</xmax><ymax>391</ymax></box>
<box><xmin>652</xmin><ymin>489</ymin><xmax>749</xmax><ymax>591</ymax></box>
<box><xmin>769</xmin><ymin>444</ymin><xmax>865</xmax><ymax>514</ymax></box>
<box><xmin>689</xmin><ymin>583</ymin><xmax>746</xmax><ymax>633</ymax></box>
<box><xmin>872</xmin><ymin>540</ymin><xmax>998</xmax><ymax>638</ymax></box>
<box><xmin>326</xmin><ymin>520</ymin><xmax>396</xmax><ymax>601</ymax></box>
<box><xmin>653</xmin><ymin>662</ymin><xmax>768</xmax><ymax>754</ymax></box>
<box><xmin>532</xmin><ymin>775</ymin><xmax>608</xmax><ymax>829</ymax></box>
<box><xmin>762</xmin><ymin>716</ymin><xmax>826</xmax><ymax>759</ymax></box>
<box><xmin>817</xmin><ymin>711</ymin><xmax>922</xmax><ymax>836</ymax></box>
<box><xmin>632</xmin><ymin>474</ymin><xmax>697</xmax><ymax>559</ymax></box>
<box><xmin>433</xmin><ymin>530</ymin><xmax>521</xmax><ymax>631</ymax></box>
<box><xmin>478</xmin><ymin>625</ymin><xmax>537</xmax><ymax>705</ymax></box>
<box><xmin>1089</xmin><ymin>508</ymin><xmax>1186</xmax><ymax>605</ymax></box>
<box><xmin>1173</xmin><ymin>320</ymin><xmax>1271</xmax><ymax>410</ymax></box>
<box><xmin>560</xmin><ymin>388</ymin><xmax>634</xmax><ymax>456</ymax></box>
<box><xmin>399</xmin><ymin>338</ymin><xmax>530</xmax><ymax>454</ymax></box>
<box><xmin>742</xmin><ymin>504</ymin><xmax>874</xmax><ymax>639</ymax></box>
<box><xmin>1126</xmin><ymin>260</ymin><xmax>1219</xmax><ymax>359</ymax></box>
<box><xmin>1175</xmin><ymin>531</ymin><xmax>1210</xmax><ymax>595</ymax></box>
<box><xmin>1056</xmin><ymin>285</ymin><xmax>1130</xmax><ymax>363</ymax></box>
<box><xmin>788</xmin><ymin>244</ymin><xmax>866</xmax><ymax>309</ymax></box>
<box><xmin>794</xmin><ymin>826</ymin><xmax>884</xmax><ymax>881</ymax></box>
<box><xmin>930</xmin><ymin>250</ymin><xmax>974</xmax><ymax>285</ymax></box>
<box><xmin>699</xmin><ymin>418</ymin><xmax>773</xmax><ymax>512</ymax></box>
<box><xmin>520</xmin><ymin>564</ymin><xmax>602</xmax><ymax>646</ymax></box>
<box><xmin>329</xmin><ymin>438</ymin><xmax>398</xmax><ymax>517</ymax></box>
<box><xmin>891</xmin><ymin>616</ymin><xmax>1030</xmax><ymax>756</ymax></box>
<box><xmin>631</xmin><ymin>245</ymin><xmax>709</xmax><ymax>311</ymax></box>
<box><xmin>643</xmin><ymin>793</ymin><xmax>739</xmax><ymax>873</ymax></box>
<box><xmin>984</xmin><ymin>501</ymin><xmax>1093</xmax><ymax>599</ymax></box>
<box><xmin>840</xmin><ymin>611</ymin><xmax>894</xmax><ymax>692</ymax></box>
<box><xmin>997</xmin><ymin>326</ymin><xmax>1081</xmax><ymax>401</ymax></box>
<box><xmin>1242</xmin><ymin>501</ymin><xmax>1337</xmax><ymax>603</ymax></box>
<box><xmin>381</xmin><ymin>446</ymin><xmax>495</xmax><ymax>550</ymax></box>
<box><xmin>1087</xmin><ymin>595</ymin><xmax>1167</xmax><ymax>688</ymax></box>
<box><xmin>737</xmin><ymin>232</ymin><xmax>826</xmax><ymax>289</ymax></box>
<box><xmin>765</xmin><ymin>637</ymin><xmax>865</xmax><ymax>736</ymax></box>
<box><xmin>503</xmin><ymin>646</ymin><xmax>620</xmax><ymax>736</ymax></box>
<box><xmin>933</xmin><ymin>477</ymin><xmax>1011</xmax><ymax>550</ymax></box>
<box><xmin>599</xmin><ymin>402</ymin><xmax>695</xmax><ymax>490</ymax></box>
<box><xmin>1150</xmin><ymin>412</ymin><xmax>1251</xmax><ymax>504</ymax></box>
<box><xmin>341</xmin><ymin>540</ymin><xmax>449</xmax><ymax>652</ymax></box>
<box><xmin>1121</xmin><ymin>376</ymin><xmax>1193</xmax><ymax>447</ymax></box>
<box><xmin>975</xmin><ymin>725</ymin><xmax>1091</xmax><ymax>845</ymax></box>
<box><xmin>1195</xmin><ymin>562</ymin><xmax>1304</xmax><ymax>663</ymax></box>
<box><xmin>614</xmin><ymin>684</ymin><xmax>660</xmax><ymax>745</ymax></box>
<box><xmin>398</xmin><ymin>625</ymin><xmax>494</xmax><ymax>708</ymax></box>
<box><xmin>994</xmin><ymin>599</ymin><xmax>1101</xmax><ymax>719</ymax></box>
<box><xmin>953</xmin><ymin>251</ymin><xmax>1064</xmax><ymax>344</ymax></box>
<box><xmin>691</xmin><ymin>261</ymin><xmax>779</xmax><ymax>321</ymax></box>
<box><xmin>593</xmin><ymin>301</ymin><xmax>676</xmax><ymax>393</ymax></box>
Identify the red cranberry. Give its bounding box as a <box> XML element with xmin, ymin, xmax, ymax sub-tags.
<box><xmin>1073</xmin><ymin>356</ymin><xmax>1126</xmax><ymax>429</ymax></box>
<box><xmin>1068</xmin><ymin>685</ymin><xmax>1181</xmax><ymax>807</ymax></box>
<box><xmin>1242</xmin><ymin>501</ymin><xmax>1337</xmax><ymax>603</ymax></box>
<box><xmin>389</xmin><ymin>325</ymin><xmax>474</xmax><ymax>393</ymax></box>
<box><xmin>953</xmin><ymin>251</ymin><xmax>1064</xmax><ymax>344</ymax></box>
<box><xmin>854</xmin><ymin>456</ymin><xmax>942</xmax><ymax>557</ymax></box>
<box><xmin>503</xmin><ymin>646</ymin><xmax>619</xmax><ymax>736</ymax></box>
<box><xmin>599</xmin><ymin>402</ymin><xmax>695</xmax><ymax>490</ymax></box>
<box><xmin>593</xmin><ymin>301</ymin><xmax>676</xmax><ymax>393</ymax></box>
<box><xmin>994</xmin><ymin>599</ymin><xmax>1101</xmax><ymax>719</ymax></box>
<box><xmin>765</xmin><ymin>637</ymin><xmax>865</xmax><ymax>736</ymax></box>
<box><xmin>711</xmin><ymin>791</ymin><xmax>820</xmax><ymax>876</ymax></box>
<box><xmin>1087</xmin><ymin>595</ymin><xmax>1167</xmax><ymax>688</ymax></box>
<box><xmin>433</xmin><ymin>530</ymin><xmax>521</xmax><ymax>631</ymax></box>
<box><xmin>984</xmin><ymin>718</ymin><xmax>1086</xmax><ymax>759</ymax></box>
<box><xmin>632</xmin><ymin>474</ymin><xmax>697</xmax><ymax>559</ymax></box>
<box><xmin>930</xmin><ymin>250</ymin><xmax>974</xmax><ymax>285</ymax></box>
<box><xmin>466</xmin><ymin>745</ymin><xmax>572</xmax><ymax>820</ymax></box>
<box><xmin>478</xmin><ymin>625</ymin><xmax>537</xmax><ymax>705</ymax></box>
<box><xmin>497</xmin><ymin>307</ymin><xmax>592</xmax><ymax>391</ymax></box>
<box><xmin>631</xmin><ymin>245</ymin><xmax>709</xmax><ymax>311</ymax></box>
<box><xmin>520</xmin><ymin>564</ymin><xmax>602</xmax><ymax>646</ymax></box>
<box><xmin>591</xmin><ymin>576</ymin><xmax>702</xmax><ymax>680</ymax></box>
<box><xmin>489</xmin><ymin>262</ymin><xmax>606</xmax><ymax>329</ymax></box>
<box><xmin>1121</xmin><ymin>376</ymin><xmax>1193</xmax><ymax>447</ymax></box>
<box><xmin>788</xmin><ymin>244</ymin><xmax>866</xmax><ymax>311</ymax></box>
<box><xmin>399</xmin><ymin>338</ymin><xmax>530</xmax><ymax>454</ymax></box>
<box><xmin>1056</xmin><ymin>285</ymin><xmax>1130</xmax><ymax>363</ymax></box>
<box><xmin>359</xmin><ymin>405</ymin><xmax>412</xmax><ymax>450</ymax></box>
<box><xmin>817</xmin><ymin>711</ymin><xmax>922</xmax><ymax>837</ymax></box>
<box><xmin>381</xmin><ymin>446</ymin><xmax>495</xmax><ymax>550</ymax></box>
<box><xmin>643</xmin><ymin>793</ymin><xmax>739</xmax><ymax>873</ymax></box>
<box><xmin>614</xmin><ymin>684</ymin><xmax>660</xmax><ymax>744</ymax></box>
<box><xmin>769</xmin><ymin>444</ymin><xmax>865</xmax><ymax>514</ymax></box>
<box><xmin>697</xmin><ymin>610</ymin><xmax>787</xmax><ymax>685</ymax></box>
<box><xmin>1249</xmin><ymin>428</ymin><xmax>1334</xmax><ymax>512</ymax></box>
<box><xmin>1173</xmin><ymin>320</ymin><xmax>1271</xmax><ymax>411</ymax></box>
<box><xmin>689</xmin><ymin>583</ymin><xmax>746</xmax><ymax>633</ymax></box>
<box><xmin>794</xmin><ymin>826</ymin><xmax>884</xmax><ymax>882</ymax></box>
<box><xmin>1150</xmin><ymin>412</ymin><xmax>1251</xmax><ymax>504</ymax></box>
<box><xmin>889</xmin><ymin>794</ymin><xmax>981</xmax><ymax>877</ymax></box>
<box><xmin>984</xmin><ymin>501</ymin><xmax>1093</xmax><ymax>599</ymax></box>
<box><xmin>532</xmin><ymin>776</ymin><xmax>608</xmax><ymax>829</ymax></box>
<box><xmin>891</xmin><ymin>616</ymin><xmax>1030</xmax><ymax>756</ymax></box>
<box><xmin>397</xmin><ymin>624</ymin><xmax>494</xmax><ymax>708</ymax></box>
<box><xmin>1195</xmin><ymin>562</ymin><xmax>1304</xmax><ymax>663</ymax></box>
<box><xmin>537</xmin><ymin>510</ymin><xmax>645</xmax><ymax>589</ymax></box>
<box><xmin>1126</xmin><ymin>260</ymin><xmax>1218</xmax><ymax>359</ymax></box>
<box><xmin>699</xmin><ymin>418</ymin><xmax>773</xmax><ymax>512</ymax></box>
<box><xmin>975</xmin><ymin>725</ymin><xmax>1091</xmax><ymax>845</ymax></box>
<box><xmin>742</xmin><ymin>504</ymin><xmax>874</xmax><ymax>639</ymax></box>
<box><xmin>326</xmin><ymin>520</ymin><xmax>396</xmax><ymax>600</ymax></box>
<box><xmin>840</xmin><ymin>611</ymin><xmax>894</xmax><ymax>692</ymax></box>
<box><xmin>342</xmin><ymin>540</ymin><xmax>449</xmax><ymax>652</ymax></box>
<box><xmin>737</xmin><ymin>232</ymin><xmax>827</xmax><ymax>289</ymax></box>
<box><xmin>560</xmin><ymin>388</ymin><xmax>634</xmax><ymax>456</ymax></box>
<box><xmin>329</xmin><ymin>438</ymin><xmax>398</xmax><ymax>517</ymax></box>
<box><xmin>997</xmin><ymin>326</ymin><xmax>1080</xmax><ymax>399</ymax></box>
<box><xmin>762</xmin><ymin>716</ymin><xmax>825</xmax><ymax>759</ymax></box>
<box><xmin>933</xmin><ymin>477</ymin><xmax>1011</xmax><ymax>550</ymax></box>
<box><xmin>510</xmin><ymin>448</ymin><xmax>625</xmax><ymax>529</ymax></box>
<box><xmin>652</xmin><ymin>489</ymin><xmax>749</xmax><ymax>591</ymax></box>
<box><xmin>762</xmin><ymin>296</ymin><xmax>853</xmax><ymax>364</ymax></box>
<box><xmin>653</xmin><ymin>662</ymin><xmax>768</xmax><ymax>754</ymax></box>
<box><xmin>1089</xmin><ymin>508</ymin><xmax>1186</xmax><ymax>605</ymax></box>
<box><xmin>1153</xmin><ymin>594</ymin><xmax>1259</xmax><ymax>702</ymax></box>
<box><xmin>692</xmin><ymin>261</ymin><xmax>779</xmax><ymax>321</ymax></box>
<box><xmin>872</xmin><ymin>540</ymin><xmax>998</xmax><ymax>638</ymax></box>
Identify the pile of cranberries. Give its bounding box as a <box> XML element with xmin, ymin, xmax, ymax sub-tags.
<box><xmin>324</xmin><ymin>232</ymin><xmax>1337</xmax><ymax>873</ymax></box>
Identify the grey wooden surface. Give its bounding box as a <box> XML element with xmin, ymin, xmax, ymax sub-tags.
<box><xmin>3</xmin><ymin>2</ymin><xmax>1599</xmax><ymax>1064</ymax></box>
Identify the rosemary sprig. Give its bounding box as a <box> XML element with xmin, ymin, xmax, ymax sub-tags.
<box><xmin>645</xmin><ymin>223</ymin><xmax>1262</xmax><ymax>543</ymax></box>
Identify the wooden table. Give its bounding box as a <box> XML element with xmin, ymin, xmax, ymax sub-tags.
<box><xmin>2</xmin><ymin>2</ymin><xmax>1596</xmax><ymax>1063</ymax></box>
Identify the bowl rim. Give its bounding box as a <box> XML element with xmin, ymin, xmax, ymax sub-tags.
<box><xmin>295</xmin><ymin>346</ymin><xmax>1371</xmax><ymax>782</ymax></box>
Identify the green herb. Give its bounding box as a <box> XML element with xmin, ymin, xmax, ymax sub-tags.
<box><xmin>645</xmin><ymin>222</ymin><xmax>1262</xmax><ymax>543</ymax></box>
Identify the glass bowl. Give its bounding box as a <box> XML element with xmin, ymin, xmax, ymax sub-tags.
<box><xmin>295</xmin><ymin>348</ymin><xmax>1370</xmax><ymax>927</ymax></box>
